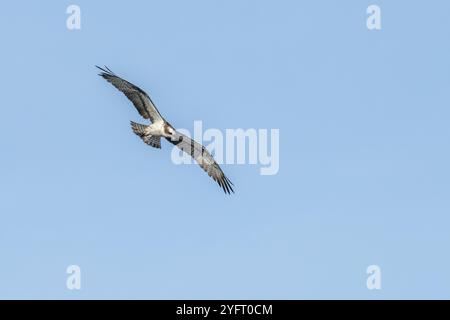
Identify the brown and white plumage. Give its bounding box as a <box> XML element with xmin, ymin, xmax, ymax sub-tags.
<box><xmin>96</xmin><ymin>66</ymin><xmax>163</xmax><ymax>123</ymax></box>
<box><xmin>166</xmin><ymin>131</ymin><xmax>234</xmax><ymax>194</ymax></box>
<box><xmin>97</xmin><ymin>66</ymin><xmax>234</xmax><ymax>194</ymax></box>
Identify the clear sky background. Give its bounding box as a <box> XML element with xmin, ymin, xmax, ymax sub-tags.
<box><xmin>0</xmin><ymin>1</ymin><xmax>449</xmax><ymax>299</ymax></box>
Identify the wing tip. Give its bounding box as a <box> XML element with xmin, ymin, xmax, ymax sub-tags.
<box><xmin>95</xmin><ymin>65</ymin><xmax>116</xmax><ymax>77</ymax></box>
<box><xmin>219</xmin><ymin>175</ymin><xmax>234</xmax><ymax>195</ymax></box>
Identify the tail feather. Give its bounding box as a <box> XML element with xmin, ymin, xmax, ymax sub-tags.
<box><xmin>143</xmin><ymin>135</ymin><xmax>161</xmax><ymax>148</ymax></box>
<box><xmin>130</xmin><ymin>121</ymin><xmax>161</xmax><ymax>149</ymax></box>
<box><xmin>130</xmin><ymin>121</ymin><xmax>147</xmax><ymax>137</ymax></box>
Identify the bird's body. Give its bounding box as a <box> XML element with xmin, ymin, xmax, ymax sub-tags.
<box><xmin>145</xmin><ymin>120</ymin><xmax>171</xmax><ymax>137</ymax></box>
<box><xmin>141</xmin><ymin>119</ymin><xmax>173</xmax><ymax>139</ymax></box>
<box><xmin>96</xmin><ymin>66</ymin><xmax>234</xmax><ymax>194</ymax></box>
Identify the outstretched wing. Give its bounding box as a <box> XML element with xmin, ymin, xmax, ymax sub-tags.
<box><xmin>166</xmin><ymin>131</ymin><xmax>234</xmax><ymax>194</ymax></box>
<box><xmin>96</xmin><ymin>66</ymin><xmax>163</xmax><ymax>123</ymax></box>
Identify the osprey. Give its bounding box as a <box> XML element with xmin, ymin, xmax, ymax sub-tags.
<box><xmin>96</xmin><ymin>66</ymin><xmax>234</xmax><ymax>194</ymax></box>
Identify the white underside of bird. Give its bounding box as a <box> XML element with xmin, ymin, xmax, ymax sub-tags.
<box><xmin>145</xmin><ymin>120</ymin><xmax>172</xmax><ymax>137</ymax></box>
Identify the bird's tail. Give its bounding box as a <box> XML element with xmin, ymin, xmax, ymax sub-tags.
<box><xmin>130</xmin><ymin>121</ymin><xmax>161</xmax><ymax>149</ymax></box>
<box><xmin>130</xmin><ymin>121</ymin><xmax>148</xmax><ymax>137</ymax></box>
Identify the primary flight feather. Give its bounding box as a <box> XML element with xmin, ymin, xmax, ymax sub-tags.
<box><xmin>96</xmin><ymin>66</ymin><xmax>234</xmax><ymax>194</ymax></box>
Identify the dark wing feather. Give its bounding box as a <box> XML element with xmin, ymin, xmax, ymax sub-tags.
<box><xmin>96</xmin><ymin>66</ymin><xmax>163</xmax><ymax>123</ymax></box>
<box><xmin>166</xmin><ymin>131</ymin><xmax>234</xmax><ymax>194</ymax></box>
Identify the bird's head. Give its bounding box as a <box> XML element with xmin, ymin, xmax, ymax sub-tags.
<box><xmin>163</xmin><ymin>123</ymin><xmax>175</xmax><ymax>136</ymax></box>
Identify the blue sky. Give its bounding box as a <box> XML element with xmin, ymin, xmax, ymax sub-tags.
<box><xmin>0</xmin><ymin>1</ymin><xmax>449</xmax><ymax>299</ymax></box>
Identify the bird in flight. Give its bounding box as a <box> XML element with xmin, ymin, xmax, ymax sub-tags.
<box><xmin>96</xmin><ymin>66</ymin><xmax>234</xmax><ymax>194</ymax></box>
